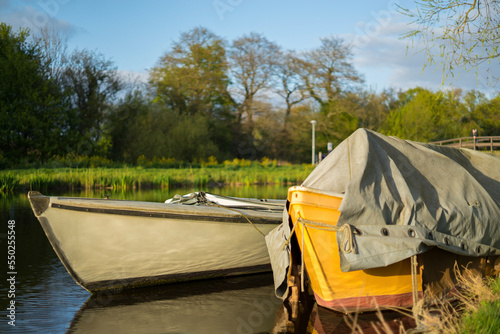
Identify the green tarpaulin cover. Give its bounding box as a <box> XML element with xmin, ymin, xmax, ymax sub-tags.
<box><xmin>304</xmin><ymin>129</ymin><xmax>500</xmax><ymax>271</ymax></box>
<box><xmin>267</xmin><ymin>129</ymin><xmax>500</xmax><ymax>297</ymax></box>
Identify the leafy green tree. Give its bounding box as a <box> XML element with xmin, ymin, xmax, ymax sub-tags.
<box><xmin>315</xmin><ymin>98</ymin><xmax>360</xmax><ymax>149</ymax></box>
<box><xmin>62</xmin><ymin>48</ymin><xmax>122</xmax><ymax>156</ymax></box>
<box><xmin>284</xmin><ymin>103</ymin><xmax>318</xmax><ymax>163</ymax></box>
<box><xmin>125</xmin><ymin>106</ymin><xmax>220</xmax><ymax>163</ymax></box>
<box><xmin>106</xmin><ymin>88</ymin><xmax>152</xmax><ymax>162</ymax></box>
<box><xmin>150</xmin><ymin>27</ymin><xmax>235</xmax><ymax>157</ymax></box>
<box><xmin>381</xmin><ymin>87</ymin><xmax>472</xmax><ymax>142</ymax></box>
<box><xmin>0</xmin><ymin>23</ymin><xmax>70</xmax><ymax>165</ymax></box>
<box><xmin>353</xmin><ymin>88</ymin><xmax>401</xmax><ymax>131</ymax></box>
<box><xmin>150</xmin><ymin>27</ymin><xmax>233</xmax><ymax>117</ymax></box>
<box><xmin>471</xmin><ymin>94</ymin><xmax>500</xmax><ymax>136</ymax></box>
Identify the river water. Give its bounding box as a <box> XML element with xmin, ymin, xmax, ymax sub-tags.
<box><xmin>0</xmin><ymin>186</ymin><xmax>414</xmax><ymax>333</ymax></box>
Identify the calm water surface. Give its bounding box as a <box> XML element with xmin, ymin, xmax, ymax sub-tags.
<box><xmin>0</xmin><ymin>186</ymin><xmax>413</xmax><ymax>333</ymax></box>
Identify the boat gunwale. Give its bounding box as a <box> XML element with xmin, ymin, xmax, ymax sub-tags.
<box><xmin>49</xmin><ymin>202</ymin><xmax>282</xmax><ymax>225</ymax></box>
<box><xmin>287</xmin><ymin>186</ymin><xmax>345</xmax><ymax>201</ymax></box>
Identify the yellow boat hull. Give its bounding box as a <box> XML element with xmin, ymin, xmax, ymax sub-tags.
<box><xmin>288</xmin><ymin>186</ymin><xmax>423</xmax><ymax>312</ymax></box>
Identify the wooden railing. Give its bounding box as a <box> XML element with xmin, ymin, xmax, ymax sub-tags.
<box><xmin>431</xmin><ymin>136</ymin><xmax>500</xmax><ymax>153</ymax></box>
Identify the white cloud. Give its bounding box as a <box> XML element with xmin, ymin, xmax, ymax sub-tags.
<box><xmin>345</xmin><ymin>13</ymin><xmax>500</xmax><ymax>94</ymax></box>
<box><xmin>0</xmin><ymin>2</ymin><xmax>79</xmax><ymax>37</ymax></box>
<box><xmin>118</xmin><ymin>70</ymin><xmax>149</xmax><ymax>86</ymax></box>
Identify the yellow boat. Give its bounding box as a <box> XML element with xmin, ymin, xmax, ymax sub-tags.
<box><xmin>266</xmin><ymin>129</ymin><xmax>500</xmax><ymax>314</ymax></box>
<box><xmin>287</xmin><ymin>186</ymin><xmax>422</xmax><ymax>312</ymax></box>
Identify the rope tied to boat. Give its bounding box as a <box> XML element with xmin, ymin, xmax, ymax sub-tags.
<box><xmin>282</xmin><ymin>216</ymin><xmax>357</xmax><ymax>254</ymax></box>
<box><xmin>281</xmin><ymin>215</ymin><xmax>358</xmax><ymax>292</ymax></box>
<box><xmin>411</xmin><ymin>254</ymin><xmax>420</xmax><ymax>327</ymax></box>
<box><xmin>211</xmin><ymin>203</ymin><xmax>266</xmax><ymax>237</ymax></box>
<box><xmin>171</xmin><ymin>191</ymin><xmax>267</xmax><ymax>237</ymax></box>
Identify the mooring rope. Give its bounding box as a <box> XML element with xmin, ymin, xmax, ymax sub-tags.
<box><xmin>282</xmin><ymin>216</ymin><xmax>357</xmax><ymax>254</ymax></box>
<box><xmin>211</xmin><ymin>203</ymin><xmax>266</xmax><ymax>237</ymax></box>
<box><xmin>280</xmin><ymin>215</ymin><xmax>358</xmax><ymax>292</ymax></box>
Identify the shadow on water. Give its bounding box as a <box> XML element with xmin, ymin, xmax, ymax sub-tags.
<box><xmin>1</xmin><ymin>188</ymin><xmax>415</xmax><ymax>333</ymax></box>
<box><xmin>69</xmin><ymin>274</ymin><xmax>281</xmax><ymax>334</ymax></box>
<box><xmin>69</xmin><ymin>273</ymin><xmax>416</xmax><ymax>334</ymax></box>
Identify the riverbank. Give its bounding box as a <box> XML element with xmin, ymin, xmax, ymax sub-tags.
<box><xmin>0</xmin><ymin>165</ymin><xmax>314</xmax><ymax>193</ymax></box>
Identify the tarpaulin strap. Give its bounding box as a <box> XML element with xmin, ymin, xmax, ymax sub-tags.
<box><xmin>347</xmin><ymin>137</ymin><xmax>352</xmax><ymax>181</ymax></box>
<box><xmin>411</xmin><ymin>254</ymin><xmax>420</xmax><ymax>325</ymax></box>
<box><xmin>411</xmin><ymin>255</ymin><xmax>419</xmax><ymax>306</ymax></box>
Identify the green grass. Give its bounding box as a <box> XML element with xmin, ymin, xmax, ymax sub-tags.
<box><xmin>459</xmin><ymin>299</ymin><xmax>500</xmax><ymax>334</ymax></box>
<box><xmin>0</xmin><ymin>165</ymin><xmax>314</xmax><ymax>193</ymax></box>
<box><xmin>409</xmin><ymin>272</ymin><xmax>500</xmax><ymax>334</ymax></box>
<box><xmin>457</xmin><ymin>276</ymin><xmax>500</xmax><ymax>334</ymax></box>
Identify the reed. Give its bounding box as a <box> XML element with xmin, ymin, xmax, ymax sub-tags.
<box><xmin>0</xmin><ymin>165</ymin><xmax>314</xmax><ymax>193</ymax></box>
<box><xmin>340</xmin><ymin>272</ymin><xmax>500</xmax><ymax>333</ymax></box>
<box><xmin>410</xmin><ymin>272</ymin><xmax>500</xmax><ymax>334</ymax></box>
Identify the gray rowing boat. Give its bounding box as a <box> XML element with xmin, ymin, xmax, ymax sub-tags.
<box><xmin>28</xmin><ymin>191</ymin><xmax>284</xmax><ymax>293</ymax></box>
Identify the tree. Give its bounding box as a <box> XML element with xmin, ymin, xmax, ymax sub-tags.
<box><xmin>297</xmin><ymin>36</ymin><xmax>363</xmax><ymax>106</ymax></box>
<box><xmin>62</xmin><ymin>48</ymin><xmax>122</xmax><ymax>155</ymax></box>
<box><xmin>470</xmin><ymin>94</ymin><xmax>500</xmax><ymax>136</ymax></box>
<box><xmin>228</xmin><ymin>32</ymin><xmax>281</xmax><ymax>130</ymax></box>
<box><xmin>283</xmin><ymin>103</ymin><xmax>318</xmax><ymax>163</ymax></box>
<box><xmin>275</xmin><ymin>51</ymin><xmax>308</xmax><ymax>124</ymax></box>
<box><xmin>106</xmin><ymin>88</ymin><xmax>152</xmax><ymax>162</ymax></box>
<box><xmin>399</xmin><ymin>0</ymin><xmax>500</xmax><ymax>83</ymax></box>
<box><xmin>352</xmin><ymin>88</ymin><xmax>401</xmax><ymax>131</ymax></box>
<box><xmin>124</xmin><ymin>105</ymin><xmax>220</xmax><ymax>163</ymax></box>
<box><xmin>150</xmin><ymin>27</ymin><xmax>233</xmax><ymax>117</ymax></box>
<box><xmin>381</xmin><ymin>87</ymin><xmax>471</xmax><ymax>142</ymax></box>
<box><xmin>34</xmin><ymin>25</ymin><xmax>68</xmax><ymax>83</ymax></box>
<box><xmin>315</xmin><ymin>98</ymin><xmax>361</xmax><ymax>148</ymax></box>
<box><xmin>150</xmin><ymin>27</ymin><xmax>236</xmax><ymax>158</ymax></box>
<box><xmin>0</xmin><ymin>23</ymin><xmax>70</xmax><ymax>165</ymax></box>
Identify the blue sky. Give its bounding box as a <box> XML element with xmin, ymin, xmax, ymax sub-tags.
<box><xmin>1</xmin><ymin>0</ymin><xmax>497</xmax><ymax>94</ymax></box>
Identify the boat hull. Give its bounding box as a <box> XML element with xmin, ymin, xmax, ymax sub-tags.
<box><xmin>28</xmin><ymin>192</ymin><xmax>283</xmax><ymax>292</ymax></box>
<box><xmin>287</xmin><ymin>186</ymin><xmax>423</xmax><ymax>312</ymax></box>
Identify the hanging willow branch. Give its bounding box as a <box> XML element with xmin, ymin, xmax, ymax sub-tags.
<box><xmin>398</xmin><ymin>0</ymin><xmax>500</xmax><ymax>85</ymax></box>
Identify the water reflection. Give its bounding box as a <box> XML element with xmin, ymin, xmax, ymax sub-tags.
<box><xmin>69</xmin><ymin>274</ymin><xmax>280</xmax><ymax>334</ymax></box>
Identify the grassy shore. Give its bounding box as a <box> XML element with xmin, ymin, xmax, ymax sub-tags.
<box><xmin>409</xmin><ymin>272</ymin><xmax>500</xmax><ymax>334</ymax></box>
<box><xmin>0</xmin><ymin>165</ymin><xmax>315</xmax><ymax>193</ymax></box>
